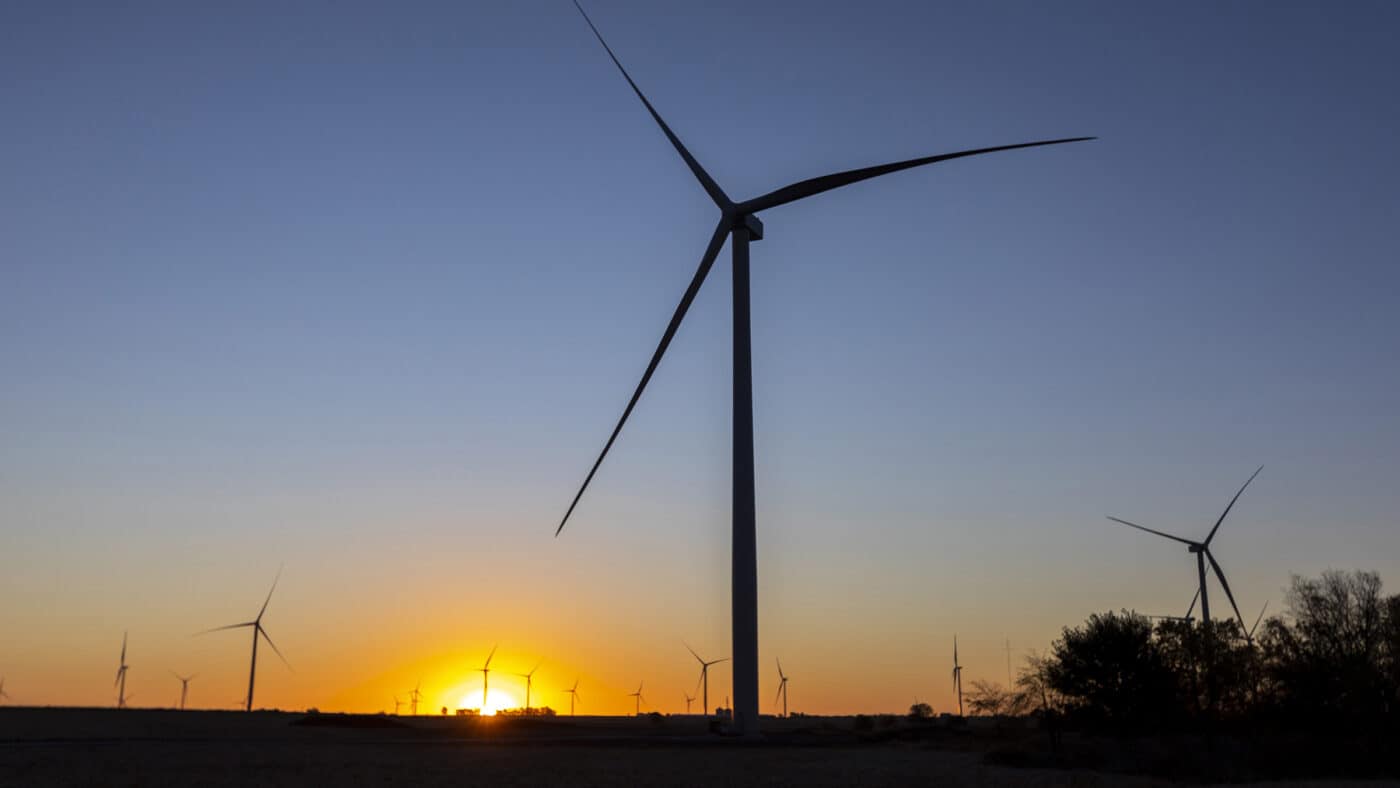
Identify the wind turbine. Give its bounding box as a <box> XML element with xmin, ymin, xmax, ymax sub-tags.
<box><xmin>409</xmin><ymin>679</ymin><xmax>423</xmax><ymax>716</ymax></box>
<box><xmin>564</xmin><ymin>678</ymin><xmax>581</xmax><ymax>716</ymax></box>
<box><xmin>952</xmin><ymin>636</ymin><xmax>964</xmax><ymax>718</ymax></box>
<box><xmin>516</xmin><ymin>661</ymin><xmax>541</xmax><ymax>712</ymax></box>
<box><xmin>393</xmin><ymin>695</ymin><xmax>404</xmax><ymax>715</ymax></box>
<box><xmin>477</xmin><ymin>645</ymin><xmax>497</xmax><ymax>712</ymax></box>
<box><xmin>172</xmin><ymin>672</ymin><xmax>196</xmax><ymax>710</ymax></box>
<box><xmin>198</xmin><ymin>567</ymin><xmax>291</xmax><ymax>712</ymax></box>
<box><xmin>684</xmin><ymin>643</ymin><xmax>728</xmax><ymax>719</ymax></box>
<box><xmin>0</xmin><ymin>677</ymin><xmax>10</xmax><ymax>704</ymax></box>
<box><xmin>555</xmin><ymin>1</ymin><xmax>1094</xmax><ymax>736</ymax></box>
<box><xmin>1108</xmin><ymin>466</ymin><xmax>1263</xmax><ymax>631</ymax></box>
<box><xmin>628</xmin><ymin>681</ymin><xmax>646</xmax><ymax>716</ymax></box>
<box><xmin>774</xmin><ymin>659</ymin><xmax>789</xmax><ymax>718</ymax></box>
<box><xmin>683</xmin><ymin>692</ymin><xmax>695</xmax><ymax>715</ymax></box>
<box><xmin>115</xmin><ymin>631</ymin><xmax>129</xmax><ymax>709</ymax></box>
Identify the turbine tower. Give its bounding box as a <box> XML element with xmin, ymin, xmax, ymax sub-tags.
<box><xmin>684</xmin><ymin>643</ymin><xmax>728</xmax><ymax>719</ymax></box>
<box><xmin>477</xmin><ymin>645</ymin><xmax>497</xmax><ymax>712</ymax></box>
<box><xmin>172</xmin><ymin>672</ymin><xmax>196</xmax><ymax>710</ymax></box>
<box><xmin>564</xmin><ymin>678</ymin><xmax>581</xmax><ymax>716</ymax></box>
<box><xmin>115</xmin><ymin>632</ymin><xmax>129</xmax><ymax>709</ymax></box>
<box><xmin>628</xmin><ymin>681</ymin><xmax>646</xmax><ymax>716</ymax></box>
<box><xmin>555</xmin><ymin>1</ymin><xmax>1094</xmax><ymax>736</ymax></box>
<box><xmin>516</xmin><ymin>661</ymin><xmax>541</xmax><ymax>712</ymax></box>
<box><xmin>774</xmin><ymin>659</ymin><xmax>789</xmax><ymax>718</ymax></box>
<box><xmin>952</xmin><ymin>636</ymin><xmax>964</xmax><ymax>718</ymax></box>
<box><xmin>409</xmin><ymin>680</ymin><xmax>423</xmax><ymax>716</ymax></box>
<box><xmin>1108</xmin><ymin>466</ymin><xmax>1263</xmax><ymax>630</ymax></box>
<box><xmin>198</xmin><ymin>567</ymin><xmax>291</xmax><ymax>712</ymax></box>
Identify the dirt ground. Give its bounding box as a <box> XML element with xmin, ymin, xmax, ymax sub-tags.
<box><xmin>0</xmin><ymin>709</ymin><xmax>1393</xmax><ymax>788</ymax></box>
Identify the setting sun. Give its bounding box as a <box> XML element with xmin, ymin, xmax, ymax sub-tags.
<box><xmin>453</xmin><ymin>688</ymin><xmax>520</xmax><ymax>716</ymax></box>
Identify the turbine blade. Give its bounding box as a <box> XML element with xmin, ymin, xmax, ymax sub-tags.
<box><xmin>775</xmin><ymin>684</ymin><xmax>784</xmax><ymax>705</ymax></box>
<box><xmin>684</xmin><ymin>642</ymin><xmax>704</xmax><ymax>665</ymax></box>
<box><xmin>739</xmin><ymin>137</ymin><xmax>1095</xmax><ymax>214</ymax></box>
<box><xmin>1107</xmin><ymin>516</ymin><xmax>1196</xmax><ymax>546</ymax></box>
<box><xmin>257</xmin><ymin>565</ymin><xmax>283</xmax><ymax>622</ymax></box>
<box><xmin>776</xmin><ymin>657</ymin><xmax>784</xmax><ymax>679</ymax></box>
<box><xmin>195</xmin><ymin>622</ymin><xmax>255</xmax><ymax>636</ymax></box>
<box><xmin>572</xmin><ymin>0</ymin><xmax>729</xmax><ymax>209</ymax></box>
<box><xmin>120</xmin><ymin>631</ymin><xmax>127</xmax><ymax>662</ymax></box>
<box><xmin>1204</xmin><ymin>465</ymin><xmax>1263</xmax><ymax>546</ymax></box>
<box><xmin>1205</xmin><ymin>550</ymin><xmax>1247</xmax><ymax>631</ymax></box>
<box><xmin>1185</xmin><ymin>587</ymin><xmax>1201</xmax><ymax>619</ymax></box>
<box><xmin>1250</xmin><ymin>600</ymin><xmax>1269</xmax><ymax>639</ymax></box>
<box><xmin>483</xmin><ymin>644</ymin><xmax>497</xmax><ymax>670</ymax></box>
<box><xmin>710</xmin><ymin>658</ymin><xmax>730</xmax><ymax>666</ymax></box>
<box><xmin>258</xmin><ymin>626</ymin><xmax>293</xmax><ymax>672</ymax></box>
<box><xmin>555</xmin><ymin>219</ymin><xmax>729</xmax><ymax>536</ymax></box>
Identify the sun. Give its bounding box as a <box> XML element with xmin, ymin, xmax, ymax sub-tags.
<box><xmin>455</xmin><ymin>688</ymin><xmax>519</xmax><ymax>716</ymax></box>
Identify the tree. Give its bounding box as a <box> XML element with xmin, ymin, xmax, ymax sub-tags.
<box><xmin>966</xmin><ymin>680</ymin><xmax>1012</xmax><ymax>717</ymax></box>
<box><xmin>1045</xmin><ymin>610</ymin><xmax>1177</xmax><ymax>729</ymax></box>
<box><xmin>908</xmin><ymin>702</ymin><xmax>933</xmax><ymax>720</ymax></box>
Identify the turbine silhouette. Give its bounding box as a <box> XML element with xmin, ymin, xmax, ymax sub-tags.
<box><xmin>952</xmin><ymin>636</ymin><xmax>964</xmax><ymax>718</ymax></box>
<box><xmin>563</xmin><ymin>678</ymin><xmax>581</xmax><ymax>716</ymax></box>
<box><xmin>171</xmin><ymin>672</ymin><xmax>196</xmax><ymax>710</ymax></box>
<box><xmin>685</xmin><ymin>643</ymin><xmax>728</xmax><ymax>719</ymax></box>
<box><xmin>0</xmin><ymin>677</ymin><xmax>10</xmax><ymax>703</ymax></box>
<box><xmin>516</xmin><ymin>661</ymin><xmax>542</xmax><ymax>711</ymax></box>
<box><xmin>683</xmin><ymin>691</ymin><xmax>695</xmax><ymax>715</ymax></box>
<box><xmin>477</xmin><ymin>645</ymin><xmax>497</xmax><ymax>712</ymax></box>
<box><xmin>409</xmin><ymin>679</ymin><xmax>423</xmax><ymax>716</ymax></box>
<box><xmin>774</xmin><ymin>659</ymin><xmax>789</xmax><ymax>718</ymax></box>
<box><xmin>628</xmin><ymin>681</ymin><xmax>646</xmax><ymax>716</ymax></box>
<box><xmin>1108</xmin><ymin>466</ymin><xmax>1263</xmax><ymax>630</ymax></box>
<box><xmin>556</xmin><ymin>1</ymin><xmax>1094</xmax><ymax>735</ymax></box>
<box><xmin>115</xmin><ymin>631</ymin><xmax>129</xmax><ymax>709</ymax></box>
<box><xmin>198</xmin><ymin>567</ymin><xmax>291</xmax><ymax>712</ymax></box>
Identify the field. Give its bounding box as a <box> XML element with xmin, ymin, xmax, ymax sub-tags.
<box><xmin>2</xmin><ymin>708</ymin><xmax>1394</xmax><ymax>787</ymax></box>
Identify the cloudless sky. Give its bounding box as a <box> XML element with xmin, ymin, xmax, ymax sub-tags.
<box><xmin>3</xmin><ymin>1</ymin><xmax>1399</xmax><ymax>716</ymax></box>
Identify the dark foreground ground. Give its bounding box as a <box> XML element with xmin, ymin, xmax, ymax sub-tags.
<box><xmin>1</xmin><ymin>708</ymin><xmax>1392</xmax><ymax>787</ymax></box>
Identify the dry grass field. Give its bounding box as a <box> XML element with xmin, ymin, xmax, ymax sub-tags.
<box><xmin>1</xmin><ymin>708</ymin><xmax>1392</xmax><ymax>788</ymax></box>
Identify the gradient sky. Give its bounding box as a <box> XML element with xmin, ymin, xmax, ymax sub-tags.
<box><xmin>3</xmin><ymin>1</ymin><xmax>1399</xmax><ymax>716</ymax></box>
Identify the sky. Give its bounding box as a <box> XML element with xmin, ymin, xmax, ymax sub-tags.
<box><xmin>2</xmin><ymin>0</ymin><xmax>1399</xmax><ymax>716</ymax></box>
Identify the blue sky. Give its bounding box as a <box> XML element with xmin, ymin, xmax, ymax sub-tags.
<box><xmin>2</xmin><ymin>1</ymin><xmax>1398</xmax><ymax>713</ymax></box>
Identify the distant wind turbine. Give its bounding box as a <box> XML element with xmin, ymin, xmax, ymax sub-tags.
<box><xmin>555</xmin><ymin>0</ymin><xmax>1095</xmax><ymax>736</ymax></box>
<box><xmin>683</xmin><ymin>692</ymin><xmax>694</xmax><ymax>715</ymax></box>
<box><xmin>409</xmin><ymin>680</ymin><xmax>423</xmax><ymax>716</ymax></box>
<box><xmin>1108</xmin><ymin>466</ymin><xmax>1263</xmax><ymax>630</ymax></box>
<box><xmin>0</xmin><ymin>677</ymin><xmax>10</xmax><ymax>703</ymax></box>
<box><xmin>171</xmin><ymin>672</ymin><xmax>196</xmax><ymax>710</ymax></box>
<box><xmin>564</xmin><ymin>678</ymin><xmax>581</xmax><ymax>716</ymax></box>
<box><xmin>477</xmin><ymin>645</ymin><xmax>497</xmax><ymax>712</ymax></box>
<box><xmin>115</xmin><ymin>631</ymin><xmax>129</xmax><ymax>709</ymax></box>
<box><xmin>952</xmin><ymin>636</ymin><xmax>964</xmax><ymax>718</ymax></box>
<box><xmin>629</xmin><ymin>681</ymin><xmax>646</xmax><ymax>715</ymax></box>
<box><xmin>197</xmin><ymin>567</ymin><xmax>292</xmax><ymax>712</ymax></box>
<box><xmin>516</xmin><ymin>661</ymin><xmax>542</xmax><ymax>712</ymax></box>
<box><xmin>774</xmin><ymin>659</ymin><xmax>789</xmax><ymax>718</ymax></box>
<box><xmin>393</xmin><ymin>695</ymin><xmax>404</xmax><ymax>715</ymax></box>
<box><xmin>684</xmin><ymin>643</ymin><xmax>728</xmax><ymax>719</ymax></box>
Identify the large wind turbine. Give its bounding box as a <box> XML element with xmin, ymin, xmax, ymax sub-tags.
<box><xmin>115</xmin><ymin>632</ymin><xmax>129</xmax><ymax>709</ymax></box>
<box><xmin>555</xmin><ymin>1</ymin><xmax>1094</xmax><ymax>736</ymax></box>
<box><xmin>952</xmin><ymin>636</ymin><xmax>964</xmax><ymax>718</ymax></box>
<box><xmin>774</xmin><ymin>659</ymin><xmax>789</xmax><ymax>718</ymax></box>
<box><xmin>564</xmin><ymin>678</ymin><xmax>581</xmax><ymax>716</ymax></box>
<box><xmin>685</xmin><ymin>643</ymin><xmax>728</xmax><ymax>719</ymax></box>
<box><xmin>198</xmin><ymin>568</ymin><xmax>291</xmax><ymax>712</ymax></box>
<box><xmin>516</xmin><ymin>661</ymin><xmax>541</xmax><ymax>712</ymax></box>
<box><xmin>1108</xmin><ymin>466</ymin><xmax>1263</xmax><ymax>631</ymax></box>
<box><xmin>477</xmin><ymin>645</ymin><xmax>497</xmax><ymax>712</ymax></box>
<box><xmin>172</xmin><ymin>672</ymin><xmax>196</xmax><ymax>710</ymax></box>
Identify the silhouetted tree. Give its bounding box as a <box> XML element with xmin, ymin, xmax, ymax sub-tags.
<box><xmin>966</xmin><ymin>680</ymin><xmax>1012</xmax><ymax>717</ymax></box>
<box><xmin>1154</xmin><ymin>617</ymin><xmax>1258</xmax><ymax>718</ymax></box>
<box><xmin>1259</xmin><ymin>570</ymin><xmax>1397</xmax><ymax>727</ymax></box>
<box><xmin>1045</xmin><ymin>610</ymin><xmax>1176</xmax><ymax>730</ymax></box>
<box><xmin>907</xmin><ymin>702</ymin><xmax>933</xmax><ymax>720</ymax></box>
